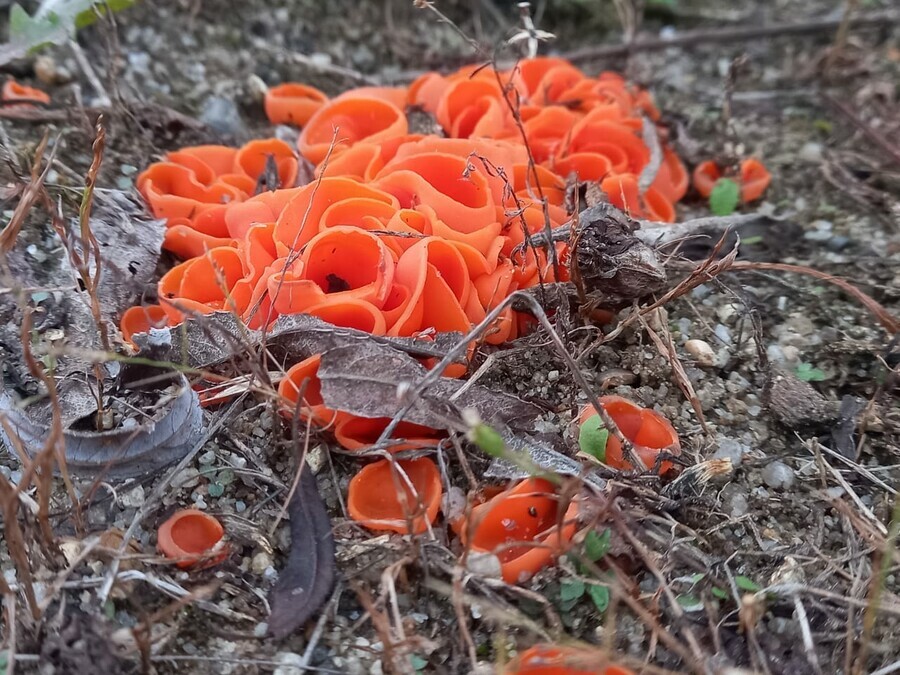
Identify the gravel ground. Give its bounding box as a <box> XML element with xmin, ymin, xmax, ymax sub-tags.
<box><xmin>0</xmin><ymin>1</ymin><xmax>898</xmax><ymax>673</ymax></box>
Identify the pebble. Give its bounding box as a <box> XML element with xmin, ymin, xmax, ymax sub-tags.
<box><xmin>798</xmin><ymin>141</ymin><xmax>824</xmax><ymax>163</ymax></box>
<box><xmin>761</xmin><ymin>461</ymin><xmax>795</xmax><ymax>490</ymax></box>
<box><xmin>467</xmin><ymin>552</ymin><xmax>502</xmax><ymax>579</ymax></box>
<box><xmin>273</xmin><ymin>652</ymin><xmax>304</xmax><ymax>675</ymax></box>
<box><xmin>713</xmin><ymin>438</ymin><xmax>749</xmax><ymax>466</ymax></box>
<box><xmin>119</xmin><ymin>485</ymin><xmax>145</xmax><ymax>509</ymax></box>
<box><xmin>34</xmin><ymin>54</ymin><xmax>72</xmax><ymax>85</ymax></box>
<box><xmin>252</xmin><ymin>551</ymin><xmax>273</xmax><ymax>575</ymax></box>
<box><xmin>685</xmin><ymin>339</ymin><xmax>716</xmax><ymax>367</ymax></box>
<box><xmin>200</xmin><ymin>95</ymin><xmax>244</xmax><ymax>136</ymax></box>
<box><xmin>172</xmin><ymin>467</ymin><xmax>200</xmax><ymax>489</ymax></box>
<box><xmin>713</xmin><ymin>324</ymin><xmax>732</xmax><ymax>345</ymax></box>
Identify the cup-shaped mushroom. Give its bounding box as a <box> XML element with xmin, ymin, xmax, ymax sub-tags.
<box><xmin>693</xmin><ymin>158</ymin><xmax>771</xmax><ymax>203</ymax></box>
<box><xmin>278</xmin><ymin>354</ymin><xmax>347</xmax><ymax>427</ymax></box>
<box><xmin>334</xmin><ymin>416</ymin><xmax>443</xmax><ymax>453</ymax></box>
<box><xmin>273</xmin><ymin>177</ymin><xmax>398</xmax><ymax>256</ymax></box>
<box><xmin>600</xmin><ymin>174</ymin><xmax>675</xmax><ymax>223</ymax></box>
<box><xmin>435</xmin><ymin>77</ymin><xmax>510</xmax><ymax>138</ymax></box>
<box><xmin>264</xmin><ymin>83</ymin><xmax>328</xmax><ymax>126</ymax></box>
<box><xmin>503</xmin><ymin>645</ymin><xmax>635</xmax><ymax>675</ymax></box>
<box><xmin>120</xmin><ymin>305</ymin><xmax>168</xmax><ymax>347</ymax></box>
<box><xmin>651</xmin><ymin>148</ymin><xmax>689</xmax><ymax>203</ymax></box>
<box><xmin>374</xmin><ymin>152</ymin><xmax>497</xmax><ymax>240</ymax></box>
<box><xmin>305</xmin><ymin>298</ymin><xmax>387</xmax><ymax>335</ymax></box>
<box><xmin>347</xmin><ymin>458</ymin><xmax>442</xmax><ymax>535</ymax></box>
<box><xmin>577</xmin><ymin>396</ymin><xmax>680</xmax><ymax>474</ymax></box>
<box><xmin>388</xmin><ymin>237</ymin><xmax>472</xmax><ymax>337</ymax></box>
<box><xmin>2</xmin><ymin>78</ymin><xmax>50</xmax><ymax>105</ymax></box>
<box><xmin>458</xmin><ymin>478</ymin><xmax>579</xmax><ymax>584</ymax></box>
<box><xmin>298</xmin><ymin>95</ymin><xmax>407</xmax><ymax>165</ymax></box>
<box><xmin>234</xmin><ymin>138</ymin><xmax>299</xmax><ymax>190</ymax></box>
<box><xmin>157</xmin><ymin>509</ymin><xmax>228</xmax><ymax>569</ymax></box>
<box><xmin>157</xmin><ymin>247</ymin><xmax>245</xmax><ymax>322</ymax></box>
<box><xmin>267</xmin><ymin>226</ymin><xmax>394</xmax><ymax>316</ymax></box>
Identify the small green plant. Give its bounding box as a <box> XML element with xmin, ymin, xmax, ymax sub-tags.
<box><xmin>796</xmin><ymin>362</ymin><xmax>827</xmax><ymax>382</ymax></box>
<box><xmin>578</xmin><ymin>413</ymin><xmax>609</xmax><ymax>462</ymax></box>
<box><xmin>709</xmin><ymin>178</ymin><xmax>740</xmax><ymax>216</ymax></box>
<box><xmin>9</xmin><ymin>0</ymin><xmax>135</xmax><ymax>55</ymax></box>
<box><xmin>559</xmin><ymin>528</ymin><xmax>612</xmax><ymax>614</ymax></box>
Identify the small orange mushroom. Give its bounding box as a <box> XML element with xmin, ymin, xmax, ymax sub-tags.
<box><xmin>2</xmin><ymin>79</ymin><xmax>50</xmax><ymax>106</ymax></box>
<box><xmin>264</xmin><ymin>83</ymin><xmax>328</xmax><ymax>126</ymax></box>
<box><xmin>693</xmin><ymin>158</ymin><xmax>771</xmax><ymax>202</ymax></box>
<box><xmin>457</xmin><ymin>478</ymin><xmax>579</xmax><ymax>584</ymax></box>
<box><xmin>504</xmin><ymin>645</ymin><xmax>635</xmax><ymax>675</ymax></box>
<box><xmin>577</xmin><ymin>396</ymin><xmax>680</xmax><ymax>475</ymax></box>
<box><xmin>347</xmin><ymin>457</ymin><xmax>442</xmax><ymax>534</ymax></box>
<box><xmin>157</xmin><ymin>509</ymin><xmax>228</xmax><ymax>569</ymax></box>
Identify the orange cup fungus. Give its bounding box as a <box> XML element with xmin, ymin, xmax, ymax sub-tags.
<box><xmin>457</xmin><ymin>478</ymin><xmax>579</xmax><ymax>584</ymax></box>
<box><xmin>264</xmin><ymin>83</ymin><xmax>328</xmax><ymax>126</ymax></box>
<box><xmin>157</xmin><ymin>509</ymin><xmax>228</xmax><ymax>569</ymax></box>
<box><xmin>578</xmin><ymin>396</ymin><xmax>680</xmax><ymax>475</ymax></box>
<box><xmin>692</xmin><ymin>158</ymin><xmax>771</xmax><ymax>203</ymax></box>
<box><xmin>124</xmin><ymin>58</ymin><xmax>704</xmax><ymax>569</ymax></box>
<box><xmin>2</xmin><ymin>78</ymin><xmax>50</xmax><ymax>106</ymax></box>
<box><xmin>504</xmin><ymin>645</ymin><xmax>635</xmax><ymax>675</ymax></box>
<box><xmin>347</xmin><ymin>458</ymin><xmax>442</xmax><ymax>534</ymax></box>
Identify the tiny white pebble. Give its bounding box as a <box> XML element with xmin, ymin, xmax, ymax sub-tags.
<box><xmin>684</xmin><ymin>339</ymin><xmax>716</xmax><ymax>367</ymax></box>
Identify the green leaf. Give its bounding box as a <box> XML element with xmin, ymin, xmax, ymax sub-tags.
<box><xmin>0</xmin><ymin>650</ymin><xmax>8</xmax><ymax>675</ymax></box>
<box><xmin>410</xmin><ymin>655</ymin><xmax>428</xmax><ymax>672</ymax></box>
<box><xmin>795</xmin><ymin>362</ymin><xmax>827</xmax><ymax>382</ymax></box>
<box><xmin>584</xmin><ymin>529</ymin><xmax>611</xmax><ymax>562</ymax></box>
<box><xmin>735</xmin><ymin>575</ymin><xmax>761</xmax><ymax>592</ymax></box>
<box><xmin>690</xmin><ymin>572</ymin><xmax>706</xmax><ymax>584</ymax></box>
<box><xmin>587</xmin><ymin>583</ymin><xmax>610</xmax><ymax>612</ymax></box>
<box><xmin>469</xmin><ymin>423</ymin><xmax>507</xmax><ymax>458</ymax></box>
<box><xmin>711</xmin><ymin>586</ymin><xmax>728</xmax><ymax>600</ymax></box>
<box><xmin>208</xmin><ymin>482</ymin><xmax>225</xmax><ymax>498</ymax></box>
<box><xmin>217</xmin><ymin>469</ymin><xmax>235</xmax><ymax>485</ymax></box>
<box><xmin>709</xmin><ymin>178</ymin><xmax>740</xmax><ymax>216</ymax></box>
<box><xmin>741</xmin><ymin>235</ymin><xmax>764</xmax><ymax>245</ymax></box>
<box><xmin>560</xmin><ymin>579</ymin><xmax>585</xmax><ymax>603</ymax></box>
<box><xmin>578</xmin><ymin>413</ymin><xmax>608</xmax><ymax>462</ymax></box>
<box><xmin>8</xmin><ymin>0</ymin><xmax>134</xmax><ymax>54</ymax></box>
<box><xmin>675</xmin><ymin>593</ymin><xmax>704</xmax><ymax>612</ymax></box>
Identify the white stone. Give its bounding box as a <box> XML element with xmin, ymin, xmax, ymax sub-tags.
<box><xmin>685</xmin><ymin>339</ymin><xmax>716</xmax><ymax>367</ymax></box>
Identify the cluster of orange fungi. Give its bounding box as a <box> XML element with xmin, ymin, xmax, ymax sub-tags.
<box><xmin>122</xmin><ymin>57</ymin><xmax>746</xmax><ymax>587</ymax></box>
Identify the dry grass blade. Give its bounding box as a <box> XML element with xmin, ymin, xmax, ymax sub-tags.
<box><xmin>0</xmin><ymin>131</ymin><xmax>57</xmax><ymax>253</ymax></box>
<box><xmin>639</xmin><ymin>307</ymin><xmax>709</xmax><ymax>432</ymax></box>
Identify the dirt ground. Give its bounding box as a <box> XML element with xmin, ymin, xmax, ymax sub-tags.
<box><xmin>0</xmin><ymin>0</ymin><xmax>899</xmax><ymax>674</ymax></box>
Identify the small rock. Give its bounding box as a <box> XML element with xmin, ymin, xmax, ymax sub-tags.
<box><xmin>246</xmin><ymin>74</ymin><xmax>268</xmax><ymax>102</ymax></box>
<box><xmin>119</xmin><ymin>485</ymin><xmax>145</xmax><ymax>509</ymax></box>
<box><xmin>200</xmin><ymin>95</ymin><xmax>244</xmax><ymax>136</ymax></box>
<box><xmin>252</xmin><ymin>551</ymin><xmax>273</xmax><ymax>575</ymax></box>
<box><xmin>798</xmin><ymin>142</ymin><xmax>823</xmax><ymax>163</ymax></box>
<box><xmin>34</xmin><ymin>54</ymin><xmax>72</xmax><ymax>85</ymax></box>
<box><xmin>467</xmin><ymin>551</ymin><xmax>502</xmax><ymax>578</ymax></box>
<box><xmin>273</xmin><ymin>652</ymin><xmax>304</xmax><ymax>675</ymax></box>
<box><xmin>172</xmin><ymin>467</ymin><xmax>201</xmax><ymax>489</ymax></box>
<box><xmin>685</xmin><ymin>339</ymin><xmax>716</xmax><ymax>367</ymax></box>
<box><xmin>713</xmin><ymin>324</ymin><xmax>732</xmax><ymax>344</ymax></box>
<box><xmin>713</xmin><ymin>438</ymin><xmax>749</xmax><ymax>466</ymax></box>
<box><xmin>761</xmin><ymin>460</ymin><xmax>795</xmax><ymax>490</ymax></box>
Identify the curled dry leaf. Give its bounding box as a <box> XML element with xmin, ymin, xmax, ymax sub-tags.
<box><xmin>268</xmin><ymin>466</ymin><xmax>335</xmax><ymax>639</ymax></box>
<box><xmin>316</xmin><ymin>341</ymin><xmax>542</xmax><ymax>431</ymax></box>
<box><xmin>0</xmin><ymin>375</ymin><xmax>203</xmax><ymax>479</ymax></box>
<box><xmin>129</xmin><ymin>312</ymin><xmax>460</xmax><ymax>370</ymax></box>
